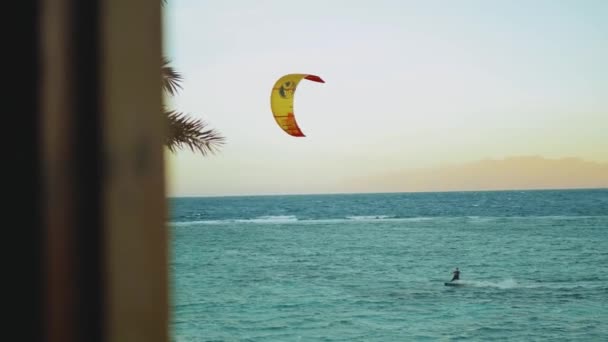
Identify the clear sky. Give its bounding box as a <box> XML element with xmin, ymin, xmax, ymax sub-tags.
<box><xmin>163</xmin><ymin>0</ymin><xmax>608</xmax><ymax>196</ymax></box>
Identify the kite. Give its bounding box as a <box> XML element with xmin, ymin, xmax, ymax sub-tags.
<box><xmin>270</xmin><ymin>73</ymin><xmax>325</xmax><ymax>137</ymax></box>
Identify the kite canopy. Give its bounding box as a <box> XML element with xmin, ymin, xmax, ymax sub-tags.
<box><xmin>270</xmin><ymin>73</ymin><xmax>325</xmax><ymax>137</ymax></box>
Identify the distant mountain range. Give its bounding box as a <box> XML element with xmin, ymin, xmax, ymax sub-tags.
<box><xmin>349</xmin><ymin>156</ymin><xmax>608</xmax><ymax>193</ymax></box>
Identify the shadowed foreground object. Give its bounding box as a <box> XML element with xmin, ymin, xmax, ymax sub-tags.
<box><xmin>39</xmin><ymin>0</ymin><xmax>168</xmax><ymax>341</ymax></box>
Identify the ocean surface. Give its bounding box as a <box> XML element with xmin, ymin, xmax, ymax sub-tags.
<box><xmin>169</xmin><ymin>189</ymin><xmax>608</xmax><ymax>341</ymax></box>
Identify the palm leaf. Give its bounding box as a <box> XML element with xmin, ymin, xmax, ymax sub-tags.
<box><xmin>161</xmin><ymin>42</ymin><xmax>226</xmax><ymax>156</ymax></box>
<box><xmin>165</xmin><ymin>109</ymin><xmax>225</xmax><ymax>155</ymax></box>
<box><xmin>162</xmin><ymin>57</ymin><xmax>183</xmax><ymax>96</ymax></box>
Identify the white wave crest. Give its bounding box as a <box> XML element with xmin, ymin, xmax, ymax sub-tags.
<box><xmin>346</xmin><ymin>215</ymin><xmax>393</xmax><ymax>220</ymax></box>
<box><xmin>170</xmin><ymin>220</ymin><xmax>226</xmax><ymax>226</ymax></box>
<box><xmin>235</xmin><ymin>215</ymin><xmax>299</xmax><ymax>224</ymax></box>
<box><xmin>461</xmin><ymin>278</ymin><xmax>519</xmax><ymax>289</ymax></box>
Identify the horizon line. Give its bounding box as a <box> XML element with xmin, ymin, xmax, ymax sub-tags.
<box><xmin>167</xmin><ymin>186</ymin><xmax>608</xmax><ymax>199</ymax></box>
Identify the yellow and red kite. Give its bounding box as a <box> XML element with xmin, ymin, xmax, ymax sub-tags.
<box><xmin>270</xmin><ymin>73</ymin><xmax>325</xmax><ymax>137</ymax></box>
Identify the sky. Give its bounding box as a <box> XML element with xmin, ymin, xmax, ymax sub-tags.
<box><xmin>163</xmin><ymin>0</ymin><xmax>608</xmax><ymax>196</ymax></box>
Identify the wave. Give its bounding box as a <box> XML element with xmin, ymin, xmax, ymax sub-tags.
<box><xmin>346</xmin><ymin>215</ymin><xmax>394</xmax><ymax>220</ymax></box>
<box><xmin>462</xmin><ymin>278</ymin><xmax>519</xmax><ymax>289</ymax></box>
<box><xmin>446</xmin><ymin>278</ymin><xmax>606</xmax><ymax>290</ymax></box>
<box><xmin>234</xmin><ymin>215</ymin><xmax>298</xmax><ymax>223</ymax></box>
<box><xmin>169</xmin><ymin>215</ymin><xmax>444</xmax><ymax>226</ymax></box>
<box><xmin>171</xmin><ymin>215</ymin><xmax>298</xmax><ymax>226</ymax></box>
<box><xmin>171</xmin><ymin>220</ymin><xmax>226</xmax><ymax>227</ymax></box>
<box><xmin>169</xmin><ymin>215</ymin><xmax>608</xmax><ymax>226</ymax></box>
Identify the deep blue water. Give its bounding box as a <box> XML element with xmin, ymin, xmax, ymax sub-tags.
<box><xmin>169</xmin><ymin>189</ymin><xmax>608</xmax><ymax>341</ymax></box>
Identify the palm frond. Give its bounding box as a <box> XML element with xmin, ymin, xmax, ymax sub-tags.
<box><xmin>165</xmin><ymin>109</ymin><xmax>225</xmax><ymax>155</ymax></box>
<box><xmin>162</xmin><ymin>57</ymin><xmax>183</xmax><ymax>96</ymax></box>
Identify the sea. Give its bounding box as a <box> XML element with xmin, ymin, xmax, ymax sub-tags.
<box><xmin>169</xmin><ymin>189</ymin><xmax>608</xmax><ymax>341</ymax></box>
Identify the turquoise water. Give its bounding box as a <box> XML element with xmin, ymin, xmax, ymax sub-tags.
<box><xmin>170</xmin><ymin>189</ymin><xmax>608</xmax><ymax>341</ymax></box>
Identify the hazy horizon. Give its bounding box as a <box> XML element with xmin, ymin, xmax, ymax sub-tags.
<box><xmin>167</xmin><ymin>155</ymin><xmax>608</xmax><ymax>197</ymax></box>
<box><xmin>164</xmin><ymin>1</ymin><xmax>608</xmax><ymax>197</ymax></box>
<box><xmin>168</xmin><ymin>187</ymin><xmax>608</xmax><ymax>199</ymax></box>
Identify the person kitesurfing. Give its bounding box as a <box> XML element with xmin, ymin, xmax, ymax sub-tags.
<box><xmin>450</xmin><ymin>267</ymin><xmax>460</xmax><ymax>282</ymax></box>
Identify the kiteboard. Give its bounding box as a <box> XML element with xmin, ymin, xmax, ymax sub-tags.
<box><xmin>444</xmin><ymin>281</ymin><xmax>465</xmax><ymax>287</ymax></box>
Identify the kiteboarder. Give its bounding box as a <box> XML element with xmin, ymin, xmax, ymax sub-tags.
<box><xmin>450</xmin><ymin>267</ymin><xmax>460</xmax><ymax>282</ymax></box>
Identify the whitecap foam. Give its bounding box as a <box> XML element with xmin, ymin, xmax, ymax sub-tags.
<box><xmin>234</xmin><ymin>215</ymin><xmax>299</xmax><ymax>224</ymax></box>
<box><xmin>346</xmin><ymin>215</ymin><xmax>393</xmax><ymax>221</ymax></box>
<box><xmin>457</xmin><ymin>278</ymin><xmax>519</xmax><ymax>289</ymax></box>
<box><xmin>169</xmin><ymin>220</ymin><xmax>227</xmax><ymax>226</ymax></box>
<box><xmin>169</xmin><ymin>216</ymin><xmax>467</xmax><ymax>226</ymax></box>
<box><xmin>168</xmin><ymin>215</ymin><xmax>607</xmax><ymax>227</ymax></box>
